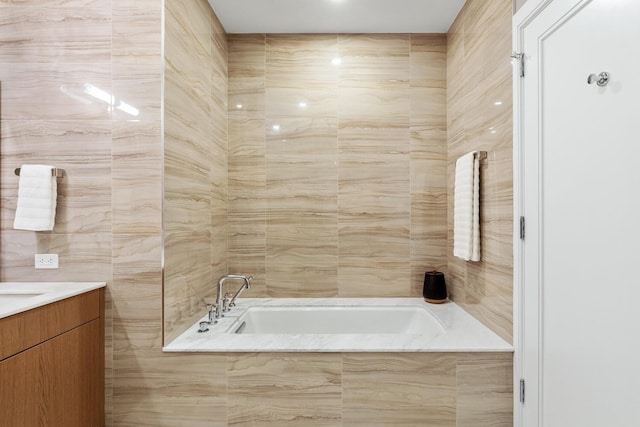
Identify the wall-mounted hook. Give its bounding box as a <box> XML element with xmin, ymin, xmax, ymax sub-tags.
<box><xmin>587</xmin><ymin>72</ymin><xmax>609</xmax><ymax>87</ymax></box>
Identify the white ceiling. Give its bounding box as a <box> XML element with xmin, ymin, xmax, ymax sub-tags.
<box><xmin>208</xmin><ymin>0</ymin><xmax>467</xmax><ymax>34</ymax></box>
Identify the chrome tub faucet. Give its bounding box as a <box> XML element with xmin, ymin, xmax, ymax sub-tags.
<box><xmin>215</xmin><ymin>274</ymin><xmax>252</xmax><ymax>319</ymax></box>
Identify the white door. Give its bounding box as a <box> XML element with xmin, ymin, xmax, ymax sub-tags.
<box><xmin>516</xmin><ymin>0</ymin><xmax>640</xmax><ymax>426</ymax></box>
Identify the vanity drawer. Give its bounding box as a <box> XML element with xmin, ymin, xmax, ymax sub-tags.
<box><xmin>0</xmin><ymin>289</ymin><xmax>101</xmax><ymax>361</ymax></box>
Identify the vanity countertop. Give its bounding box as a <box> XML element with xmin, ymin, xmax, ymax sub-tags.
<box><xmin>0</xmin><ymin>282</ymin><xmax>106</xmax><ymax>320</ymax></box>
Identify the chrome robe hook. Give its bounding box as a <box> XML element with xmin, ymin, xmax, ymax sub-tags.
<box><xmin>587</xmin><ymin>72</ymin><xmax>609</xmax><ymax>87</ymax></box>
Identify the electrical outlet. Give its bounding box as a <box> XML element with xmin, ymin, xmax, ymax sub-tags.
<box><xmin>35</xmin><ymin>254</ymin><xmax>58</xmax><ymax>269</ymax></box>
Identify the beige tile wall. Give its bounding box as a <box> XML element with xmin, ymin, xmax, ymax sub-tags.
<box><xmin>226</xmin><ymin>352</ymin><xmax>512</xmax><ymax>426</ymax></box>
<box><xmin>0</xmin><ymin>0</ymin><xmax>514</xmax><ymax>425</ymax></box>
<box><xmin>447</xmin><ymin>0</ymin><xmax>514</xmax><ymax>342</ymax></box>
<box><xmin>163</xmin><ymin>0</ymin><xmax>228</xmax><ymax>342</ymax></box>
<box><xmin>0</xmin><ymin>0</ymin><xmax>164</xmax><ymax>424</ymax></box>
<box><xmin>228</xmin><ymin>34</ymin><xmax>448</xmax><ymax>298</ymax></box>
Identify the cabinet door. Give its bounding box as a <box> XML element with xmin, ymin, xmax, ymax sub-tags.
<box><xmin>0</xmin><ymin>319</ymin><xmax>103</xmax><ymax>427</ymax></box>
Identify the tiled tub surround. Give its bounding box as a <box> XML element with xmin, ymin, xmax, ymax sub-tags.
<box><xmin>164</xmin><ymin>0</ymin><xmax>229</xmax><ymax>343</ymax></box>
<box><xmin>165</xmin><ymin>298</ymin><xmax>513</xmax><ymax>426</ymax></box>
<box><xmin>446</xmin><ymin>0</ymin><xmax>514</xmax><ymax>342</ymax></box>
<box><xmin>165</xmin><ymin>298</ymin><xmax>512</xmax><ymax>352</ymax></box>
<box><xmin>227</xmin><ymin>33</ymin><xmax>448</xmax><ymax>300</ymax></box>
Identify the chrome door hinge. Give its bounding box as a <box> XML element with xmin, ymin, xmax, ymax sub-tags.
<box><xmin>512</xmin><ymin>52</ymin><xmax>525</xmax><ymax>78</ymax></box>
<box><xmin>520</xmin><ymin>379</ymin><xmax>525</xmax><ymax>403</ymax></box>
<box><xmin>520</xmin><ymin>216</ymin><xmax>525</xmax><ymax>240</ymax></box>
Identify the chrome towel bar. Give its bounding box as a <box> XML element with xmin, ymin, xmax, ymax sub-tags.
<box><xmin>14</xmin><ymin>167</ymin><xmax>64</xmax><ymax>178</ymax></box>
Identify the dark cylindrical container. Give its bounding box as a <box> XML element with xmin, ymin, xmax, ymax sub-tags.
<box><xmin>423</xmin><ymin>271</ymin><xmax>447</xmax><ymax>304</ymax></box>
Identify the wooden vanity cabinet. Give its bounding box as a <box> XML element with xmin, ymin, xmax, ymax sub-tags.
<box><xmin>0</xmin><ymin>288</ymin><xmax>105</xmax><ymax>427</ymax></box>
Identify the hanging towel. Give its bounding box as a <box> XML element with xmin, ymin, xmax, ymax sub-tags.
<box><xmin>453</xmin><ymin>152</ymin><xmax>481</xmax><ymax>261</ymax></box>
<box><xmin>13</xmin><ymin>165</ymin><xmax>57</xmax><ymax>231</ymax></box>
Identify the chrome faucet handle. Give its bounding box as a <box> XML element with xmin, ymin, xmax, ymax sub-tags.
<box><xmin>222</xmin><ymin>293</ymin><xmax>233</xmax><ymax>312</ymax></box>
<box><xmin>208</xmin><ymin>304</ymin><xmax>218</xmax><ymax>324</ymax></box>
<box><xmin>200</xmin><ymin>299</ymin><xmax>217</xmax><ymax>324</ymax></box>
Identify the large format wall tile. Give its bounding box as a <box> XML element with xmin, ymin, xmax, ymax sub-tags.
<box><xmin>0</xmin><ymin>6</ymin><xmax>111</xmax><ymax>63</ymax></box>
<box><xmin>343</xmin><ymin>353</ymin><xmax>456</xmax><ymax>426</ymax></box>
<box><xmin>112</xmin><ymin>121</ymin><xmax>162</xmax><ymax>235</ymax></box>
<box><xmin>163</xmin><ymin>0</ymin><xmax>228</xmax><ymax>343</ymax></box>
<box><xmin>112</xmin><ymin>0</ymin><xmax>162</xmax><ymax>64</ymax></box>
<box><xmin>113</xmin><ymin>351</ymin><xmax>227</xmax><ymax>427</ymax></box>
<box><xmin>0</xmin><ymin>120</ymin><xmax>112</xmax><ymax>233</ymax></box>
<box><xmin>456</xmin><ymin>353</ymin><xmax>513</xmax><ymax>427</ymax></box>
<box><xmin>266</xmin><ymin>34</ymin><xmax>338</xmax><ymax>84</ymax></box>
<box><xmin>0</xmin><ymin>63</ymin><xmax>113</xmax><ymax>120</ymax></box>
<box><xmin>228</xmin><ymin>34</ymin><xmax>448</xmax><ymax>297</ymax></box>
<box><xmin>447</xmin><ymin>0</ymin><xmax>513</xmax><ymax>342</ymax></box>
<box><xmin>227</xmin><ymin>353</ymin><xmax>343</xmax><ymax>426</ymax></box>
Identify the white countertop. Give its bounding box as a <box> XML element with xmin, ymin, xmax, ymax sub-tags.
<box><xmin>164</xmin><ymin>298</ymin><xmax>514</xmax><ymax>353</ymax></box>
<box><xmin>0</xmin><ymin>282</ymin><xmax>106</xmax><ymax>320</ymax></box>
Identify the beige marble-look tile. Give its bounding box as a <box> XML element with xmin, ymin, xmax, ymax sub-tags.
<box><xmin>337</xmin><ymin>226</ymin><xmax>410</xmax><ymax>297</ymax></box>
<box><xmin>0</xmin><ymin>231</ymin><xmax>111</xmax><ymax>282</ymax></box>
<box><xmin>164</xmin><ymin>62</ymin><xmax>211</xmax><ymax>135</ymax></box>
<box><xmin>111</xmin><ymin>277</ymin><xmax>163</xmax><ymax>351</ymax></box>
<box><xmin>0</xmin><ymin>62</ymin><xmax>112</xmax><ymax>120</ymax></box>
<box><xmin>266</xmin><ymin>34</ymin><xmax>338</xmax><ymax>84</ymax></box>
<box><xmin>112</xmin><ymin>62</ymin><xmax>162</xmax><ymax>122</ymax></box>
<box><xmin>228</xmin><ymin>34</ymin><xmax>266</xmax><ymax>80</ymax></box>
<box><xmin>266</xmin><ymin>118</ymin><xmax>337</xmax><ymax>212</ymax></box>
<box><xmin>343</xmin><ymin>353</ymin><xmax>456</xmax><ymax>426</ymax></box>
<box><xmin>209</xmin><ymin>115</ymin><xmax>228</xmax><ymax>208</ymax></box>
<box><xmin>337</xmin><ymin>262</ymin><xmax>411</xmax><ymax>298</ymax></box>
<box><xmin>0</xmin><ymin>119</ymin><xmax>112</xmax><ymax>233</ymax></box>
<box><xmin>463</xmin><ymin>0</ymin><xmax>512</xmax><ymax>87</ymax></box>
<box><xmin>266</xmin><ymin>217</ymin><xmax>338</xmax><ymax>297</ymax></box>
<box><xmin>337</xmin><ymin>164</ymin><xmax>409</xmax><ymax>218</ymax></box>
<box><xmin>210</xmin><ymin>8</ymin><xmax>228</xmax><ymax>79</ymax></box>
<box><xmin>264</xmin><ymin>116</ymin><xmax>338</xmax><ymax>297</ymax></box>
<box><xmin>456</xmin><ymin>353</ymin><xmax>513</xmax><ymax>427</ymax></box>
<box><xmin>112</xmin><ymin>0</ymin><xmax>162</xmax><ymax>64</ymax></box>
<box><xmin>410</xmin><ymin>84</ymin><xmax>447</xmax><ymax>128</ymax></box>
<box><xmin>338</xmin><ymin>81</ymin><xmax>410</xmax><ymax>128</ymax></box>
<box><xmin>163</xmin><ymin>229</ymin><xmax>212</xmax><ymax>342</ymax></box>
<box><xmin>165</xmin><ymin>0</ymin><xmax>212</xmax><ymax>64</ymax></box>
<box><xmin>410</xmin><ymin>127</ymin><xmax>447</xmax><ymax>193</ymax></box>
<box><xmin>410</xmin><ymin>34</ymin><xmax>447</xmax><ymax>83</ymax></box>
<box><xmin>227</xmin><ymin>353</ymin><xmax>342</xmax><ymax>426</ymax></box>
<box><xmin>113</xmin><ymin>350</ymin><xmax>227</xmax><ymax>427</ymax></box>
<box><xmin>266</xmin><ymin>116</ymin><xmax>336</xmax><ymax>150</ymax></box>
<box><xmin>0</xmin><ymin>6</ymin><xmax>111</xmax><ymax>63</ymax></box>
<box><xmin>112</xmin><ymin>121</ymin><xmax>162</xmax><ymax>235</ymax></box>
<box><xmin>229</xmin><ymin>80</ymin><xmax>265</xmax><ymax>116</ymax></box>
<box><xmin>446</xmin><ymin>0</ymin><xmax>514</xmax><ymax>342</ymax></box>
<box><xmin>211</xmin><ymin>209</ymin><xmax>229</xmax><ymax>285</ymax></box>
<box><xmin>338</xmin><ymin>34</ymin><xmax>410</xmax><ymax>82</ymax></box>
<box><xmin>410</xmin><ymin>194</ymin><xmax>448</xmax><ymax>296</ymax></box>
<box><xmin>266</xmin><ymin>84</ymin><xmax>337</xmax><ymax>119</ymax></box>
<box><xmin>164</xmin><ymin>129</ymin><xmax>212</xmax><ymax>199</ymax></box>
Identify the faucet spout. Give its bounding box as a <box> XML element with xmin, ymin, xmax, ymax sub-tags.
<box><xmin>215</xmin><ymin>274</ymin><xmax>253</xmax><ymax>319</ymax></box>
<box><xmin>227</xmin><ymin>275</ymin><xmax>252</xmax><ymax>308</ymax></box>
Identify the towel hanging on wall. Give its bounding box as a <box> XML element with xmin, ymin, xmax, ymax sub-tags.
<box><xmin>13</xmin><ymin>164</ymin><xmax>58</xmax><ymax>231</ymax></box>
<box><xmin>453</xmin><ymin>152</ymin><xmax>481</xmax><ymax>262</ymax></box>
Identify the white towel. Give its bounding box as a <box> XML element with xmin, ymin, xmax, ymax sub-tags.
<box><xmin>453</xmin><ymin>152</ymin><xmax>481</xmax><ymax>261</ymax></box>
<box><xmin>13</xmin><ymin>165</ymin><xmax>57</xmax><ymax>231</ymax></box>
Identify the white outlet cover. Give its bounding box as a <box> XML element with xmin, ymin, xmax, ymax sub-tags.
<box><xmin>35</xmin><ymin>254</ymin><xmax>59</xmax><ymax>269</ymax></box>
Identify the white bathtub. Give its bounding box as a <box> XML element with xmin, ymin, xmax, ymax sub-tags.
<box><xmin>233</xmin><ymin>305</ymin><xmax>443</xmax><ymax>335</ymax></box>
<box><xmin>164</xmin><ymin>298</ymin><xmax>513</xmax><ymax>353</ymax></box>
